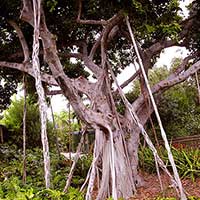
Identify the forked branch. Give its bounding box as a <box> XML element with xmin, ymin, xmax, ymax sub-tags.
<box><xmin>76</xmin><ymin>0</ymin><xmax>107</xmax><ymax>25</ymax></box>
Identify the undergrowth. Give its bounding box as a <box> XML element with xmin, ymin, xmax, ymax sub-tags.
<box><xmin>0</xmin><ymin>144</ymin><xmax>92</xmax><ymax>200</ymax></box>
<box><xmin>139</xmin><ymin>146</ymin><xmax>200</xmax><ymax>181</ymax></box>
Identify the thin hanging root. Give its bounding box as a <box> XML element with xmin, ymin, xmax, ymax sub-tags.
<box><xmin>32</xmin><ymin>0</ymin><xmax>50</xmax><ymax>188</ymax></box>
<box><xmin>50</xmin><ymin>96</ymin><xmax>60</xmax><ymax>156</ymax></box>
<box><xmin>85</xmin><ymin>136</ymin><xmax>98</xmax><ymax>200</ymax></box>
<box><xmin>63</xmin><ymin>128</ymin><xmax>86</xmax><ymax>192</ymax></box>
<box><xmin>195</xmin><ymin>72</ymin><xmax>200</xmax><ymax>104</ymax></box>
<box><xmin>80</xmin><ymin>165</ymin><xmax>92</xmax><ymax>192</ymax></box>
<box><xmin>125</xmin><ymin>16</ymin><xmax>186</xmax><ymax>200</ymax></box>
<box><xmin>81</xmin><ymin>128</ymin><xmax>102</xmax><ymax>194</ymax></box>
<box><xmin>154</xmin><ymin>153</ymin><xmax>163</xmax><ymax>192</ymax></box>
<box><xmin>22</xmin><ymin>74</ymin><xmax>27</xmax><ymax>184</ymax></box>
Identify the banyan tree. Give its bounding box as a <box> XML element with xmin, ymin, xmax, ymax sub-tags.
<box><xmin>0</xmin><ymin>0</ymin><xmax>200</xmax><ymax>199</ymax></box>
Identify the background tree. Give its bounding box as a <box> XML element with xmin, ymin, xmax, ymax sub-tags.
<box><xmin>128</xmin><ymin>61</ymin><xmax>200</xmax><ymax>141</ymax></box>
<box><xmin>0</xmin><ymin>96</ymin><xmax>54</xmax><ymax>148</ymax></box>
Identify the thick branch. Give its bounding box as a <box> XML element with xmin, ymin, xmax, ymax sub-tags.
<box><xmin>133</xmin><ymin>59</ymin><xmax>200</xmax><ymax>111</ymax></box>
<box><xmin>0</xmin><ymin>60</ymin><xmax>97</xmax><ymax>99</ymax></box>
<box><xmin>63</xmin><ymin>52</ymin><xmax>83</xmax><ymax>59</ymax></box>
<box><xmin>145</xmin><ymin>15</ymin><xmax>196</xmax><ymax>60</ymax></box>
<box><xmin>120</xmin><ymin>69</ymin><xmax>140</xmax><ymax>89</ymax></box>
<box><xmin>20</xmin><ymin>0</ymin><xmax>33</xmax><ymax>25</ymax></box>
<box><xmin>101</xmin><ymin>11</ymin><xmax>124</xmax><ymax>68</ymax></box>
<box><xmin>155</xmin><ymin>60</ymin><xmax>200</xmax><ymax>92</ymax></box>
<box><xmin>76</xmin><ymin>41</ymin><xmax>103</xmax><ymax>77</ymax></box>
<box><xmin>0</xmin><ymin>61</ymin><xmax>58</xmax><ymax>86</ymax></box>
<box><xmin>89</xmin><ymin>25</ymin><xmax>119</xmax><ymax>60</ymax></box>
<box><xmin>8</xmin><ymin>20</ymin><xmax>30</xmax><ymax>62</ymax></box>
<box><xmin>89</xmin><ymin>34</ymin><xmax>102</xmax><ymax>59</ymax></box>
<box><xmin>46</xmin><ymin>90</ymin><xmax>62</xmax><ymax>95</ymax></box>
<box><xmin>76</xmin><ymin>0</ymin><xmax>107</xmax><ymax>25</ymax></box>
<box><xmin>167</xmin><ymin>53</ymin><xmax>198</xmax><ymax>80</ymax></box>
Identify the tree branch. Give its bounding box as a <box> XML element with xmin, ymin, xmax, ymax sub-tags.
<box><xmin>120</xmin><ymin>69</ymin><xmax>140</xmax><ymax>89</ymax></box>
<box><xmin>101</xmin><ymin>11</ymin><xmax>124</xmax><ymax>68</ymax></box>
<box><xmin>89</xmin><ymin>25</ymin><xmax>120</xmax><ymax>60</ymax></box>
<box><xmin>62</xmin><ymin>52</ymin><xmax>83</xmax><ymax>59</ymax></box>
<box><xmin>133</xmin><ymin>58</ymin><xmax>200</xmax><ymax>111</ymax></box>
<box><xmin>167</xmin><ymin>53</ymin><xmax>198</xmax><ymax>80</ymax></box>
<box><xmin>8</xmin><ymin>20</ymin><xmax>30</xmax><ymax>62</ymax></box>
<box><xmin>155</xmin><ymin>60</ymin><xmax>200</xmax><ymax>92</ymax></box>
<box><xmin>78</xmin><ymin>41</ymin><xmax>103</xmax><ymax>78</ymax></box>
<box><xmin>76</xmin><ymin>0</ymin><xmax>107</xmax><ymax>26</ymax></box>
<box><xmin>46</xmin><ymin>90</ymin><xmax>62</xmax><ymax>95</ymax></box>
<box><xmin>20</xmin><ymin>0</ymin><xmax>33</xmax><ymax>25</ymax></box>
<box><xmin>89</xmin><ymin>34</ymin><xmax>102</xmax><ymax>59</ymax></box>
<box><xmin>0</xmin><ymin>61</ymin><xmax>58</xmax><ymax>86</ymax></box>
<box><xmin>145</xmin><ymin>14</ymin><xmax>197</xmax><ymax>60</ymax></box>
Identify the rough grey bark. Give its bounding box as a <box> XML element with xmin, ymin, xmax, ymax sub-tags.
<box><xmin>32</xmin><ymin>0</ymin><xmax>51</xmax><ymax>188</ymax></box>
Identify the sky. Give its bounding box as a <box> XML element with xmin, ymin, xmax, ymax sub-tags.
<box><xmin>16</xmin><ymin>0</ymin><xmax>193</xmax><ymax>118</ymax></box>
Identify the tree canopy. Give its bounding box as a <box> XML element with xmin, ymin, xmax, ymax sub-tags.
<box><xmin>0</xmin><ymin>0</ymin><xmax>200</xmax><ymax>110</ymax></box>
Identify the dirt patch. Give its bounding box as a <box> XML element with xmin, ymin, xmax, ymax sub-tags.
<box><xmin>130</xmin><ymin>172</ymin><xmax>200</xmax><ymax>199</ymax></box>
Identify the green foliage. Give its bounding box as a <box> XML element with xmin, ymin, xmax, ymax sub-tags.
<box><xmin>167</xmin><ymin>148</ymin><xmax>200</xmax><ymax>181</ymax></box>
<box><xmin>46</xmin><ymin>0</ymin><xmax>58</xmax><ymax>13</ymax></box>
<box><xmin>0</xmin><ymin>72</ymin><xmax>20</xmax><ymax>112</ymax></box>
<box><xmin>35</xmin><ymin>187</ymin><xmax>83</xmax><ymax>200</ymax></box>
<box><xmin>128</xmin><ymin>63</ymin><xmax>200</xmax><ymax>139</ymax></box>
<box><xmin>54</xmin><ymin>110</ymin><xmax>81</xmax><ymax>152</ymax></box>
<box><xmin>157</xmin><ymin>81</ymin><xmax>200</xmax><ymax>138</ymax></box>
<box><xmin>0</xmin><ymin>144</ymin><xmax>92</xmax><ymax>199</ymax></box>
<box><xmin>72</xmin><ymin>155</ymin><xmax>93</xmax><ymax>186</ymax></box>
<box><xmin>0</xmin><ymin>176</ymin><xmax>84</xmax><ymax>200</ymax></box>
<box><xmin>0</xmin><ymin>96</ymin><xmax>54</xmax><ymax>148</ymax></box>
<box><xmin>138</xmin><ymin>146</ymin><xmax>156</xmax><ymax>173</ymax></box>
<box><xmin>148</xmin><ymin>66</ymin><xmax>169</xmax><ymax>86</ymax></box>
<box><xmin>139</xmin><ymin>146</ymin><xmax>200</xmax><ymax>181</ymax></box>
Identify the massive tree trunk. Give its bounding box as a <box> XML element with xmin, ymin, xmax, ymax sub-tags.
<box><xmin>85</xmin><ymin>127</ymin><xmax>136</xmax><ymax>200</ymax></box>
